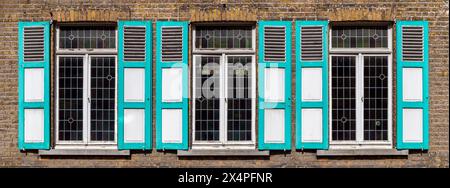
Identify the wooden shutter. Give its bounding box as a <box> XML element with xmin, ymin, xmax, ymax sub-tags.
<box><xmin>258</xmin><ymin>21</ymin><xmax>292</xmax><ymax>150</ymax></box>
<box><xmin>18</xmin><ymin>21</ymin><xmax>50</xmax><ymax>150</ymax></box>
<box><xmin>156</xmin><ymin>21</ymin><xmax>189</xmax><ymax>150</ymax></box>
<box><xmin>396</xmin><ymin>20</ymin><xmax>429</xmax><ymax>150</ymax></box>
<box><xmin>118</xmin><ymin>21</ymin><xmax>152</xmax><ymax>150</ymax></box>
<box><xmin>296</xmin><ymin>21</ymin><xmax>329</xmax><ymax>150</ymax></box>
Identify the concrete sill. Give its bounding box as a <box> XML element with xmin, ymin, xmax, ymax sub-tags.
<box><xmin>39</xmin><ymin>149</ymin><xmax>130</xmax><ymax>156</ymax></box>
<box><xmin>178</xmin><ymin>150</ymin><xmax>270</xmax><ymax>157</ymax></box>
<box><xmin>317</xmin><ymin>149</ymin><xmax>408</xmax><ymax>157</ymax></box>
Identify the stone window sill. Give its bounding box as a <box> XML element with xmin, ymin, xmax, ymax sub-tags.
<box><xmin>38</xmin><ymin>149</ymin><xmax>130</xmax><ymax>156</ymax></box>
<box><xmin>177</xmin><ymin>149</ymin><xmax>270</xmax><ymax>157</ymax></box>
<box><xmin>316</xmin><ymin>149</ymin><xmax>408</xmax><ymax>157</ymax></box>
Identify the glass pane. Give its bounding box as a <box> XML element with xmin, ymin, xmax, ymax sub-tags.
<box><xmin>90</xmin><ymin>57</ymin><xmax>116</xmax><ymax>141</ymax></box>
<box><xmin>331</xmin><ymin>26</ymin><xmax>388</xmax><ymax>48</ymax></box>
<box><xmin>194</xmin><ymin>56</ymin><xmax>221</xmax><ymax>141</ymax></box>
<box><xmin>227</xmin><ymin>56</ymin><xmax>252</xmax><ymax>141</ymax></box>
<box><xmin>58</xmin><ymin>56</ymin><xmax>84</xmax><ymax>141</ymax></box>
<box><xmin>363</xmin><ymin>56</ymin><xmax>388</xmax><ymax>141</ymax></box>
<box><xmin>59</xmin><ymin>26</ymin><xmax>116</xmax><ymax>49</ymax></box>
<box><xmin>195</xmin><ymin>26</ymin><xmax>253</xmax><ymax>49</ymax></box>
<box><xmin>331</xmin><ymin>56</ymin><xmax>356</xmax><ymax>141</ymax></box>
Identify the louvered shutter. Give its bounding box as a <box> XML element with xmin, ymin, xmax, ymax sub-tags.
<box><xmin>258</xmin><ymin>21</ymin><xmax>292</xmax><ymax>150</ymax></box>
<box><xmin>156</xmin><ymin>21</ymin><xmax>189</xmax><ymax>150</ymax></box>
<box><xmin>118</xmin><ymin>21</ymin><xmax>152</xmax><ymax>150</ymax></box>
<box><xmin>396</xmin><ymin>20</ymin><xmax>429</xmax><ymax>150</ymax></box>
<box><xmin>295</xmin><ymin>21</ymin><xmax>329</xmax><ymax>150</ymax></box>
<box><xmin>18</xmin><ymin>21</ymin><xmax>50</xmax><ymax>150</ymax></box>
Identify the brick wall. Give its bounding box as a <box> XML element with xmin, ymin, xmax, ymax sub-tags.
<box><xmin>0</xmin><ymin>0</ymin><xmax>448</xmax><ymax>167</ymax></box>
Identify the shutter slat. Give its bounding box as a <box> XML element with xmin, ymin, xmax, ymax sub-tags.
<box><xmin>123</xmin><ymin>26</ymin><xmax>146</xmax><ymax>62</ymax></box>
<box><xmin>300</xmin><ymin>26</ymin><xmax>323</xmax><ymax>61</ymax></box>
<box><xmin>23</xmin><ymin>27</ymin><xmax>44</xmax><ymax>62</ymax></box>
<box><xmin>161</xmin><ymin>27</ymin><xmax>183</xmax><ymax>62</ymax></box>
<box><xmin>402</xmin><ymin>26</ymin><xmax>424</xmax><ymax>62</ymax></box>
<box><xmin>264</xmin><ymin>26</ymin><xmax>286</xmax><ymax>62</ymax></box>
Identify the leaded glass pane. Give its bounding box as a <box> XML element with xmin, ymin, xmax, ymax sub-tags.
<box><xmin>331</xmin><ymin>26</ymin><xmax>388</xmax><ymax>48</ymax></box>
<box><xmin>363</xmin><ymin>56</ymin><xmax>388</xmax><ymax>141</ymax></box>
<box><xmin>58</xmin><ymin>56</ymin><xmax>84</xmax><ymax>141</ymax></box>
<box><xmin>227</xmin><ymin>56</ymin><xmax>252</xmax><ymax>141</ymax></box>
<box><xmin>332</xmin><ymin>56</ymin><xmax>356</xmax><ymax>141</ymax></box>
<box><xmin>194</xmin><ymin>56</ymin><xmax>221</xmax><ymax>141</ymax></box>
<box><xmin>90</xmin><ymin>57</ymin><xmax>116</xmax><ymax>141</ymax></box>
<box><xmin>59</xmin><ymin>26</ymin><xmax>116</xmax><ymax>49</ymax></box>
<box><xmin>195</xmin><ymin>26</ymin><xmax>253</xmax><ymax>49</ymax></box>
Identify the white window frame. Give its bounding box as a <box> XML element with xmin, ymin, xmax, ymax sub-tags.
<box><xmin>55</xmin><ymin>26</ymin><xmax>118</xmax><ymax>149</ymax></box>
<box><xmin>329</xmin><ymin>24</ymin><xmax>393</xmax><ymax>149</ymax></box>
<box><xmin>192</xmin><ymin>24</ymin><xmax>256</xmax><ymax>150</ymax></box>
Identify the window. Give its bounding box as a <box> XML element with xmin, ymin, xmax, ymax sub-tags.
<box><xmin>192</xmin><ymin>25</ymin><xmax>256</xmax><ymax>148</ymax></box>
<box><xmin>329</xmin><ymin>24</ymin><xmax>392</xmax><ymax>148</ymax></box>
<box><xmin>56</xmin><ymin>25</ymin><xmax>117</xmax><ymax>146</ymax></box>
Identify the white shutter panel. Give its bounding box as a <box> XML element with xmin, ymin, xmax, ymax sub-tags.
<box><xmin>258</xmin><ymin>21</ymin><xmax>292</xmax><ymax>150</ymax></box>
<box><xmin>18</xmin><ymin>21</ymin><xmax>50</xmax><ymax>150</ymax></box>
<box><xmin>396</xmin><ymin>20</ymin><xmax>429</xmax><ymax>150</ymax></box>
<box><xmin>296</xmin><ymin>21</ymin><xmax>329</xmax><ymax>150</ymax></box>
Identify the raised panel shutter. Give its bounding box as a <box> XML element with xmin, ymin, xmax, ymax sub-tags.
<box><xmin>18</xmin><ymin>21</ymin><xmax>50</xmax><ymax>150</ymax></box>
<box><xmin>295</xmin><ymin>21</ymin><xmax>329</xmax><ymax>150</ymax></box>
<box><xmin>118</xmin><ymin>21</ymin><xmax>152</xmax><ymax>150</ymax></box>
<box><xmin>396</xmin><ymin>20</ymin><xmax>429</xmax><ymax>150</ymax></box>
<box><xmin>258</xmin><ymin>21</ymin><xmax>292</xmax><ymax>150</ymax></box>
<box><xmin>156</xmin><ymin>21</ymin><xmax>189</xmax><ymax>150</ymax></box>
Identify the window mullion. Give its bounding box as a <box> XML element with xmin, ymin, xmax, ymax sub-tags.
<box><xmin>223</xmin><ymin>54</ymin><xmax>228</xmax><ymax>144</ymax></box>
<box><xmin>83</xmin><ymin>54</ymin><xmax>89</xmax><ymax>145</ymax></box>
<box><xmin>356</xmin><ymin>53</ymin><xmax>364</xmax><ymax>143</ymax></box>
<box><xmin>219</xmin><ymin>54</ymin><xmax>226</xmax><ymax>144</ymax></box>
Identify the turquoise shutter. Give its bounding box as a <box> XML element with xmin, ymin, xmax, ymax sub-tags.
<box><xmin>118</xmin><ymin>21</ymin><xmax>152</xmax><ymax>150</ymax></box>
<box><xmin>258</xmin><ymin>21</ymin><xmax>292</xmax><ymax>150</ymax></box>
<box><xmin>295</xmin><ymin>21</ymin><xmax>329</xmax><ymax>150</ymax></box>
<box><xmin>396</xmin><ymin>20</ymin><xmax>429</xmax><ymax>150</ymax></box>
<box><xmin>156</xmin><ymin>21</ymin><xmax>189</xmax><ymax>150</ymax></box>
<box><xmin>18</xmin><ymin>21</ymin><xmax>50</xmax><ymax>150</ymax></box>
